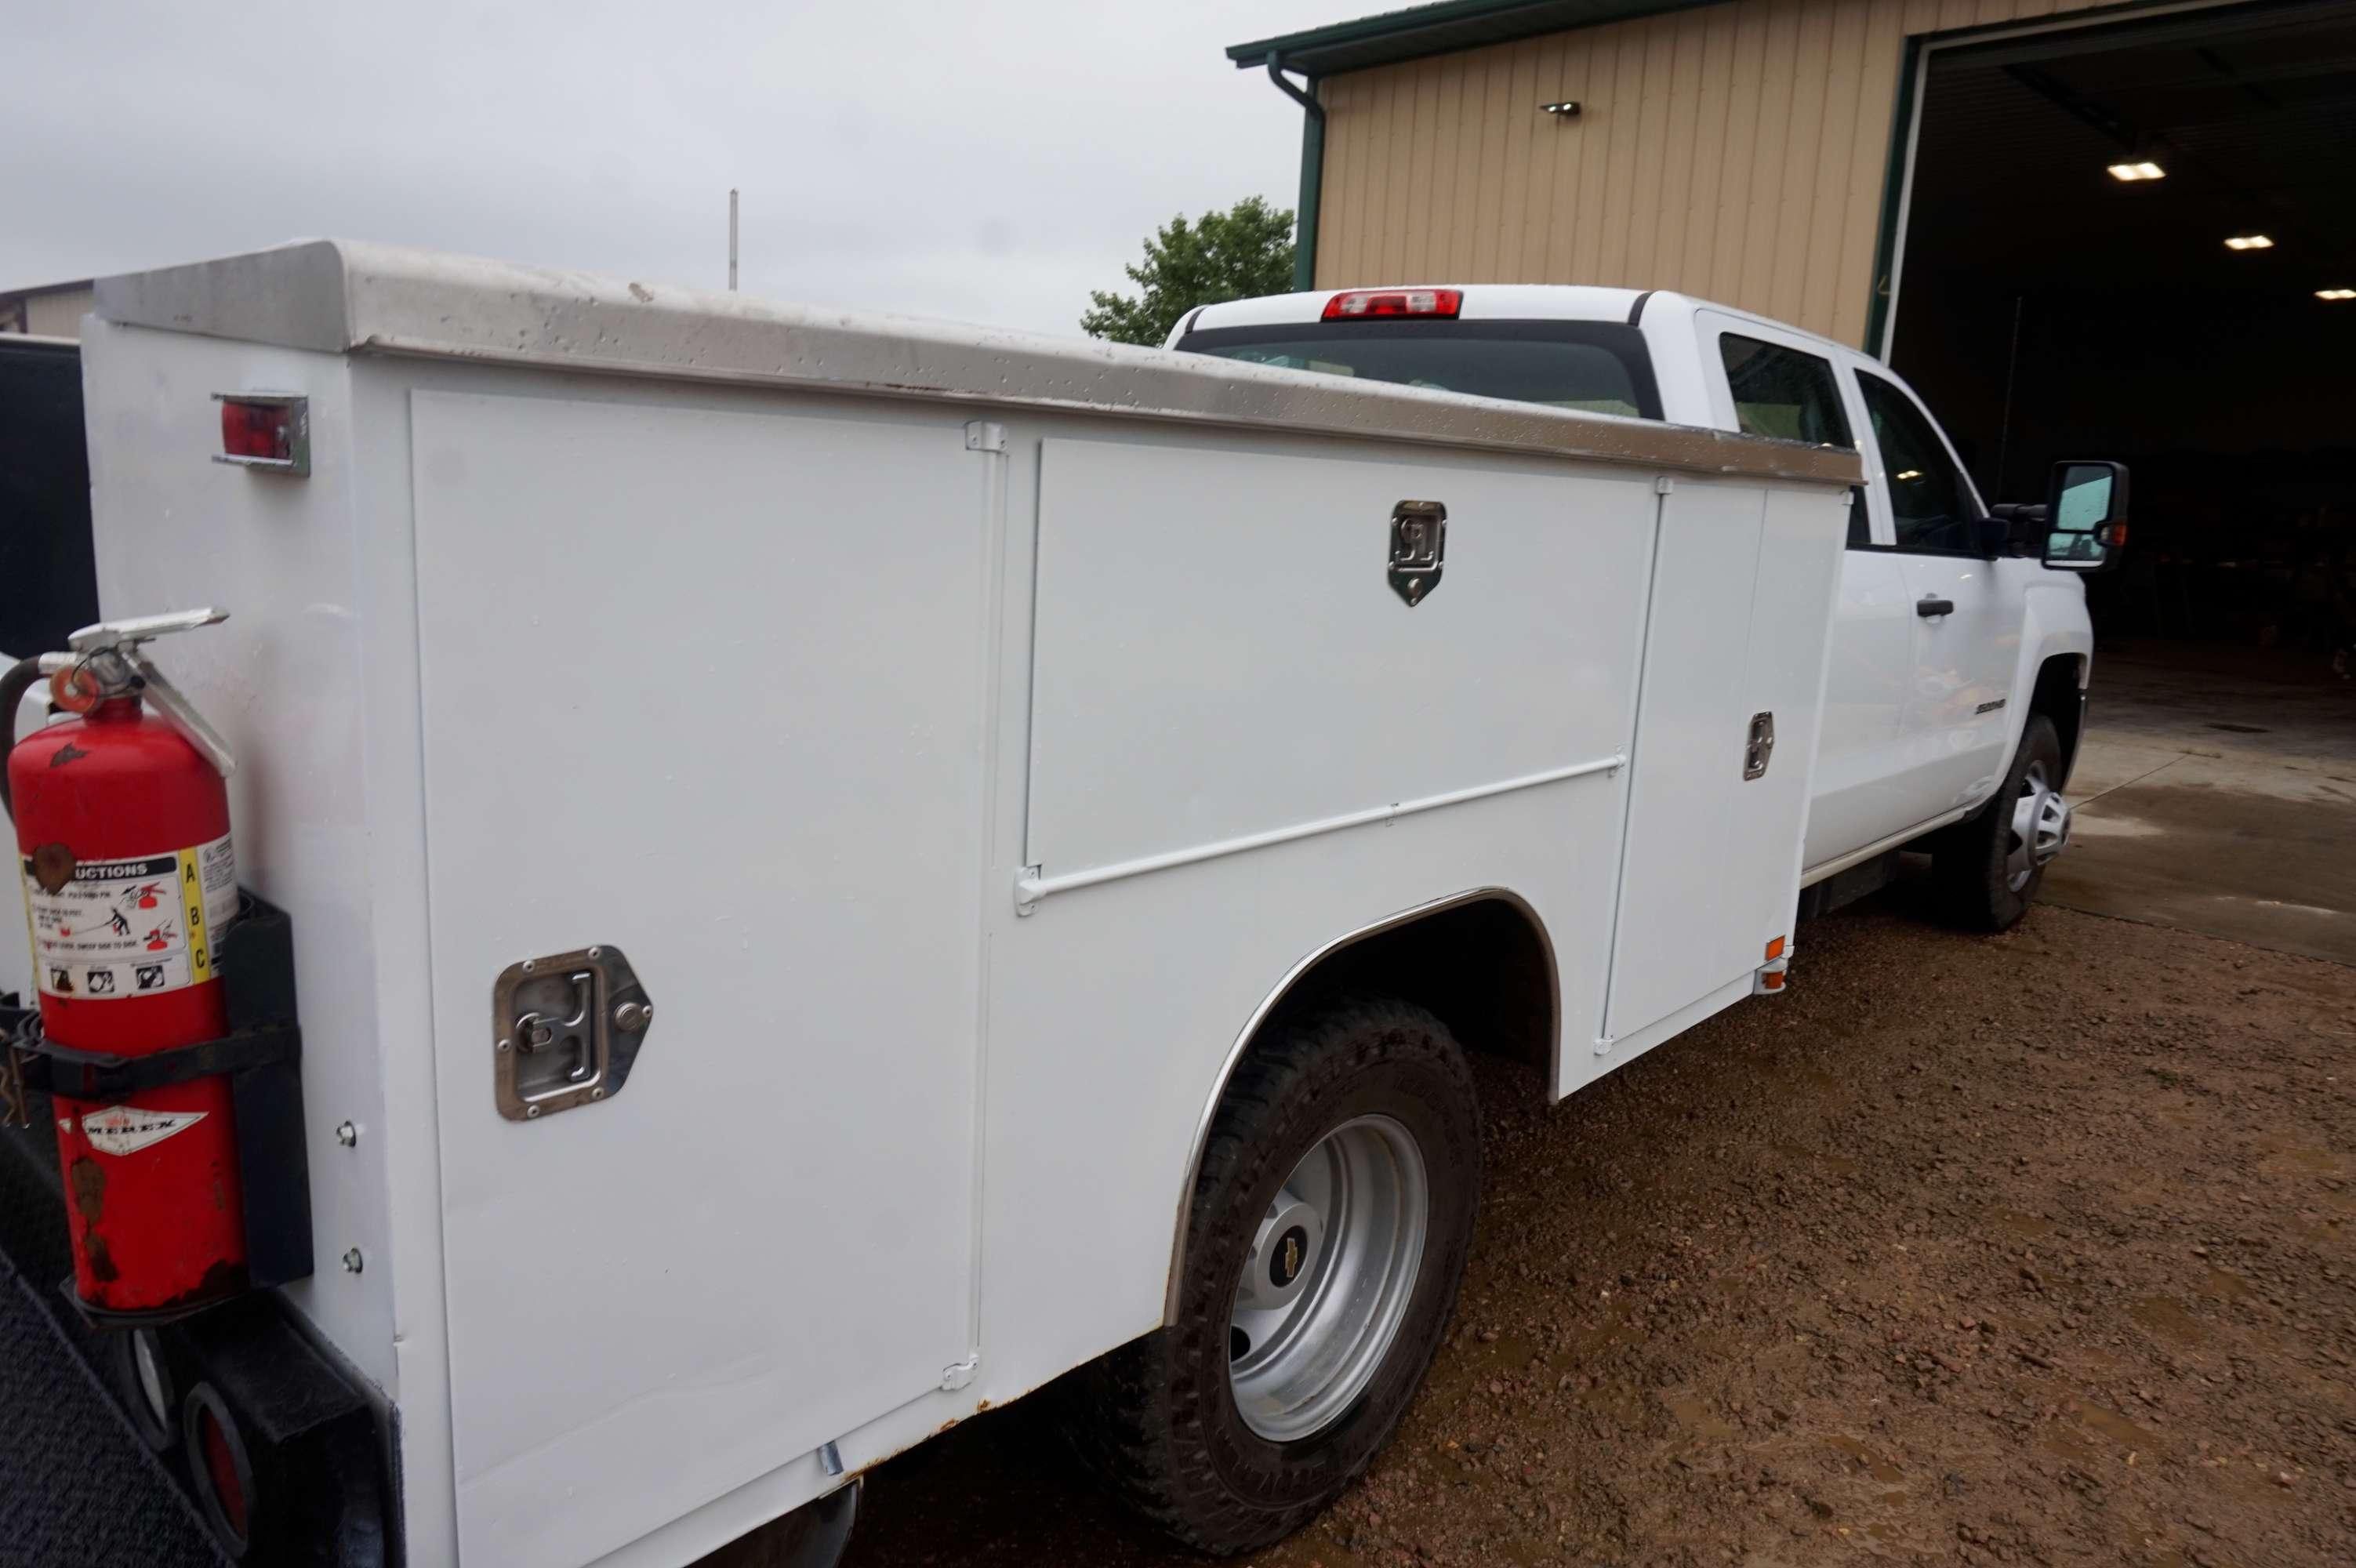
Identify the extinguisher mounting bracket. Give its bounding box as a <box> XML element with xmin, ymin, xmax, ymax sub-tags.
<box><xmin>7</xmin><ymin>891</ymin><xmax>316</xmax><ymax>1322</ymax></box>
<box><xmin>13</xmin><ymin>1018</ymin><xmax>298</xmax><ymax>1100</ymax></box>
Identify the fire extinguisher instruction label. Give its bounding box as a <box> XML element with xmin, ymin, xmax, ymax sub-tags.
<box><xmin>20</xmin><ymin>832</ymin><xmax>235</xmax><ymax>1000</ymax></box>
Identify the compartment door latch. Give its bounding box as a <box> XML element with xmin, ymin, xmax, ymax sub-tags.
<box><xmin>1388</xmin><ymin>500</ymin><xmax>1447</xmax><ymax>607</ymax></box>
<box><xmin>494</xmin><ymin>946</ymin><xmax>655</xmax><ymax>1120</ymax></box>
<box><xmin>1744</xmin><ymin>711</ymin><xmax>1776</xmax><ymax>781</ymax></box>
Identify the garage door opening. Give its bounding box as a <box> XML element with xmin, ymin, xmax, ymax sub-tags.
<box><xmin>1886</xmin><ymin>0</ymin><xmax>2356</xmax><ymax>673</ymax></box>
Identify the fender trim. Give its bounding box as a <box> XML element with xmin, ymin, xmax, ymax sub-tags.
<box><xmin>1160</xmin><ymin>886</ymin><xmax>1557</xmax><ymax>1323</ymax></box>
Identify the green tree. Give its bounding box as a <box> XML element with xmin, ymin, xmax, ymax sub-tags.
<box><xmin>1081</xmin><ymin>198</ymin><xmax>1296</xmax><ymax>347</ymax></box>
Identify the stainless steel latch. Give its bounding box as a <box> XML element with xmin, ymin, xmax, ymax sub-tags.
<box><xmin>1744</xmin><ymin>711</ymin><xmax>1776</xmax><ymax>780</ymax></box>
<box><xmin>1388</xmin><ymin>500</ymin><xmax>1447</xmax><ymax>607</ymax></box>
<box><xmin>493</xmin><ymin>946</ymin><xmax>655</xmax><ymax>1120</ymax></box>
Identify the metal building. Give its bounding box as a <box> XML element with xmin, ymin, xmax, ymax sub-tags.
<box><xmin>0</xmin><ymin>278</ymin><xmax>95</xmax><ymax>339</ymax></box>
<box><xmin>1229</xmin><ymin>0</ymin><xmax>2345</xmax><ymax>352</ymax></box>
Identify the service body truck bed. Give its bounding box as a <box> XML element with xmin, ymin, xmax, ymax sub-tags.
<box><xmin>27</xmin><ymin>240</ymin><xmax>1857</xmax><ymax>1566</ymax></box>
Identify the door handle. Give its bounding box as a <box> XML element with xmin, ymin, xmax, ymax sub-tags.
<box><xmin>1916</xmin><ymin>596</ymin><xmax>1955</xmax><ymax>618</ymax></box>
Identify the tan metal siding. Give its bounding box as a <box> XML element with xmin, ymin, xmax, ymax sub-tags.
<box><xmin>12</xmin><ymin>287</ymin><xmax>95</xmax><ymax>340</ymax></box>
<box><xmin>1311</xmin><ymin>0</ymin><xmax>2130</xmax><ymax>347</ymax></box>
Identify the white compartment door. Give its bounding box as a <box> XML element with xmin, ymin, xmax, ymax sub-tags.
<box><xmin>1603</xmin><ymin>478</ymin><xmax>1842</xmax><ymax>1050</ymax></box>
<box><xmin>411</xmin><ymin>390</ymin><xmax>988</xmax><ymax>1568</ymax></box>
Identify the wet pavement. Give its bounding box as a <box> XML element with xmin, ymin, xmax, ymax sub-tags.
<box><xmin>2046</xmin><ymin>645</ymin><xmax>2356</xmax><ymax>964</ymax></box>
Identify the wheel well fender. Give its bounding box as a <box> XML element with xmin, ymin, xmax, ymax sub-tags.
<box><xmin>2030</xmin><ymin>652</ymin><xmax>2089</xmax><ymax>785</ymax></box>
<box><xmin>1161</xmin><ymin>887</ymin><xmax>1557</xmax><ymax>1323</ymax></box>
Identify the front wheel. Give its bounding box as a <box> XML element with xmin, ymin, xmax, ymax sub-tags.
<box><xmin>1932</xmin><ymin>713</ymin><xmax>2070</xmax><ymax>931</ymax></box>
<box><xmin>1064</xmin><ymin>996</ymin><xmax>1481</xmax><ymax>1555</ymax></box>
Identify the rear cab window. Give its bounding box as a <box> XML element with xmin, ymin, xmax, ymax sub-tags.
<box><xmin>1715</xmin><ymin>333</ymin><xmax>1868</xmax><ymax>547</ymax></box>
<box><xmin>1172</xmin><ymin>320</ymin><xmax>1664</xmax><ymax>422</ymax></box>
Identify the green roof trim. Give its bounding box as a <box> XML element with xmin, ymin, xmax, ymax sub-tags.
<box><xmin>1228</xmin><ymin>0</ymin><xmax>1713</xmax><ymax>75</ymax></box>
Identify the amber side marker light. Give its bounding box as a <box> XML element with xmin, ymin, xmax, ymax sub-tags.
<box><xmin>1760</xmin><ymin>969</ymin><xmax>1787</xmax><ymax>992</ymax></box>
<box><xmin>1765</xmin><ymin>935</ymin><xmax>1786</xmax><ymax>961</ymax></box>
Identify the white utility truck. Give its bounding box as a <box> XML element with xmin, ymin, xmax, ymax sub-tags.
<box><xmin>1174</xmin><ymin>285</ymin><xmax>2122</xmax><ymax>931</ymax></box>
<box><xmin>0</xmin><ymin>247</ymin><xmax>2122</xmax><ymax>1568</ymax></box>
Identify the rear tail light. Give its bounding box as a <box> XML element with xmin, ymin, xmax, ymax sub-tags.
<box><xmin>213</xmin><ymin>393</ymin><xmax>310</xmax><ymax>476</ymax></box>
<box><xmin>1322</xmin><ymin>288</ymin><xmax>1463</xmax><ymax>321</ymax></box>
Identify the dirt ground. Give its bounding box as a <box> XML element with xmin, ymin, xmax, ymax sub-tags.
<box><xmin>827</xmin><ymin>891</ymin><xmax>2355</xmax><ymax>1568</ymax></box>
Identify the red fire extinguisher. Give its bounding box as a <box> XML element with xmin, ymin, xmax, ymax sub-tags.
<box><xmin>3</xmin><ymin>611</ymin><xmax>246</xmax><ymax>1316</ymax></box>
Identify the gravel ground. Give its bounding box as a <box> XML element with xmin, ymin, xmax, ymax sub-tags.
<box><xmin>830</xmin><ymin>891</ymin><xmax>2356</xmax><ymax>1568</ymax></box>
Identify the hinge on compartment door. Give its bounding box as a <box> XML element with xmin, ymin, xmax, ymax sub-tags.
<box><xmin>1743</xmin><ymin>711</ymin><xmax>1776</xmax><ymax>781</ymax></box>
<box><xmin>964</xmin><ymin>421</ymin><xmax>1007</xmax><ymax>453</ymax></box>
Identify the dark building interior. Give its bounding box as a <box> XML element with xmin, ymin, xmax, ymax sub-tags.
<box><xmin>1891</xmin><ymin>0</ymin><xmax>2356</xmax><ymax>666</ymax></box>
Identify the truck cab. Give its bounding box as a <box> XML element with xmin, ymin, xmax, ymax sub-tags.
<box><xmin>1172</xmin><ymin>285</ymin><xmax>2123</xmax><ymax>927</ymax></box>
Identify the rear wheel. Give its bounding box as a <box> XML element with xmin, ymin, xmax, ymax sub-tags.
<box><xmin>1932</xmin><ymin>713</ymin><xmax>2069</xmax><ymax>931</ymax></box>
<box><xmin>1065</xmin><ymin>996</ymin><xmax>1481</xmax><ymax>1555</ymax></box>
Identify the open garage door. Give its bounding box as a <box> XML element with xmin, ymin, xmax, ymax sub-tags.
<box><xmin>1886</xmin><ymin>0</ymin><xmax>2356</xmax><ymax>666</ymax></box>
<box><xmin>1880</xmin><ymin>0</ymin><xmax>2356</xmax><ymax>963</ymax></box>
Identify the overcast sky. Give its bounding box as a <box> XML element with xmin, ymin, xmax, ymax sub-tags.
<box><xmin>2</xmin><ymin>1</ymin><xmax>1349</xmax><ymax>336</ymax></box>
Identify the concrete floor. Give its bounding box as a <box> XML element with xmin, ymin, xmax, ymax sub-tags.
<box><xmin>2042</xmin><ymin>642</ymin><xmax>2356</xmax><ymax>964</ymax></box>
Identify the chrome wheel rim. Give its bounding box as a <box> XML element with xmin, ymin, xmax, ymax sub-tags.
<box><xmin>2006</xmin><ymin>759</ymin><xmax>2071</xmax><ymax>893</ymax></box>
<box><xmin>1228</xmin><ymin>1114</ymin><xmax>1429</xmax><ymax>1443</ymax></box>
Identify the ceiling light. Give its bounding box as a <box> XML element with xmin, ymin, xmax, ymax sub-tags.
<box><xmin>2224</xmin><ymin>234</ymin><xmax>2274</xmax><ymax>250</ymax></box>
<box><xmin>2107</xmin><ymin>161</ymin><xmax>2165</xmax><ymax>181</ymax></box>
<box><xmin>2318</xmin><ymin>289</ymin><xmax>2356</xmax><ymax>301</ymax></box>
<box><xmin>1539</xmin><ymin>100</ymin><xmax>1581</xmax><ymax>118</ymax></box>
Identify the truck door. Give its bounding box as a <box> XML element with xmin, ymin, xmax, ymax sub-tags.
<box><xmin>1695</xmin><ymin>313</ymin><xmax>1915</xmax><ymax>866</ymax></box>
<box><xmin>1850</xmin><ymin>368</ymin><xmax>2018</xmax><ymax>814</ymax></box>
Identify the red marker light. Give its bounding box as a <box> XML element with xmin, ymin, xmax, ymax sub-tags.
<box><xmin>1322</xmin><ymin>288</ymin><xmax>1463</xmax><ymax>321</ymax></box>
<box><xmin>212</xmin><ymin>394</ymin><xmax>310</xmax><ymax>476</ymax></box>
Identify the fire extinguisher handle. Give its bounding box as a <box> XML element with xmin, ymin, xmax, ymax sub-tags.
<box><xmin>64</xmin><ymin>607</ymin><xmax>229</xmax><ymax>653</ymax></box>
<box><xmin>131</xmin><ymin>655</ymin><xmax>237</xmax><ymax>780</ymax></box>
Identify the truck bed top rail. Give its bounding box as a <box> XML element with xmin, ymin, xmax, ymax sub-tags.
<box><xmin>96</xmin><ymin>239</ymin><xmax>1860</xmax><ymax>486</ymax></box>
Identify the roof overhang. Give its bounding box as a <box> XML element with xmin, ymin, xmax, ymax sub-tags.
<box><xmin>0</xmin><ymin>278</ymin><xmax>94</xmax><ymax>299</ymax></box>
<box><xmin>1229</xmin><ymin>0</ymin><xmax>1707</xmax><ymax>75</ymax></box>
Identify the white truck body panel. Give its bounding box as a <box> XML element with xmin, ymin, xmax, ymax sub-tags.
<box><xmin>1178</xmin><ymin>287</ymin><xmax>2095</xmax><ymax>884</ymax></box>
<box><xmin>77</xmin><ymin>241</ymin><xmax>1857</xmax><ymax>1568</ymax></box>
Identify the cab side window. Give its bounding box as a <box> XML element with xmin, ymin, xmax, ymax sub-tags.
<box><xmin>1718</xmin><ymin>334</ymin><xmax>1866</xmax><ymax>546</ymax></box>
<box><xmin>1856</xmin><ymin>371</ymin><xmax>1978</xmax><ymax>554</ymax></box>
<box><xmin>1719</xmin><ymin>334</ymin><xmax>1851</xmax><ymax>447</ymax></box>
